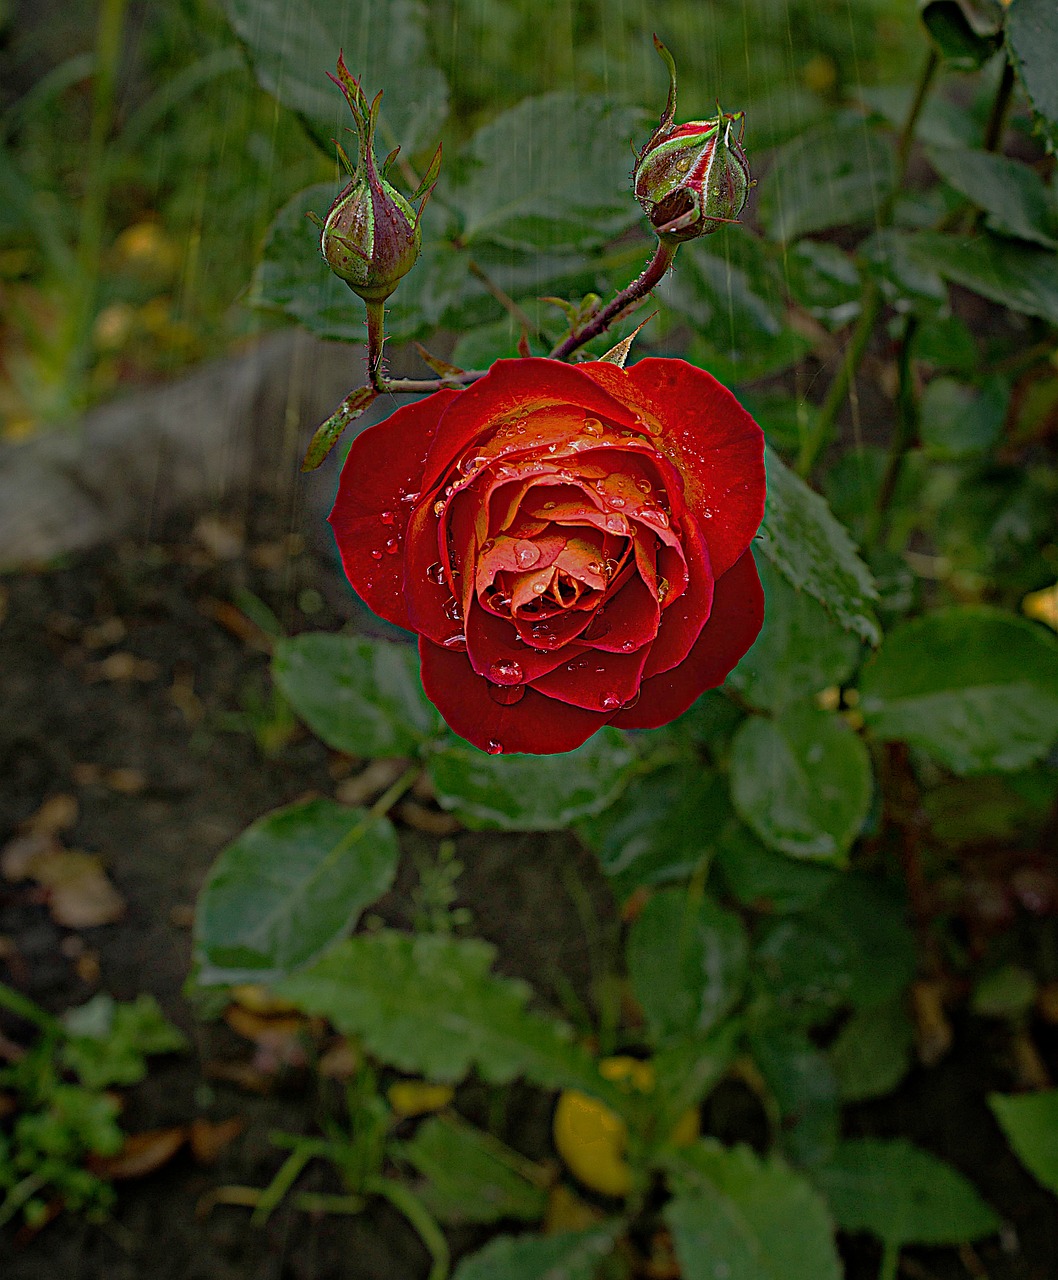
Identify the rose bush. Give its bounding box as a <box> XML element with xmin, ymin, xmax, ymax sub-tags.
<box><xmin>329</xmin><ymin>356</ymin><xmax>766</xmax><ymax>754</ymax></box>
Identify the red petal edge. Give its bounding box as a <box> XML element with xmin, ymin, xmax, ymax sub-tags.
<box><xmin>419</xmin><ymin>636</ymin><xmax>609</xmax><ymax>755</ymax></box>
<box><xmin>329</xmin><ymin>390</ymin><xmax>461</xmax><ymax>628</ymax></box>
<box><xmin>611</xmin><ymin>549</ymin><xmax>764</xmax><ymax>729</ymax></box>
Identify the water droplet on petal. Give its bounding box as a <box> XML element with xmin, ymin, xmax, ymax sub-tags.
<box><xmin>620</xmin><ymin>639</ymin><xmax>637</xmax><ymax>652</ymax></box>
<box><xmin>583</xmin><ymin>417</ymin><xmax>603</xmax><ymax>436</ymax></box>
<box><xmin>442</xmin><ymin>633</ymin><xmax>466</xmax><ymax>650</ymax></box>
<box><xmin>543</xmin><ymin>500</ymin><xmax>556</xmax><ymax>510</ymax></box>
<box><xmin>384</xmin><ymin>538</ymin><xmax>400</xmax><ymax>554</ymax></box>
<box><xmin>433</xmin><ymin>500</ymin><xmax>446</xmax><ymax>517</ymax></box>
<box><xmin>514</xmin><ymin>540</ymin><xmax>540</xmax><ymax>569</ymax></box>
<box><xmin>532</xmin><ymin>581</ymin><xmax>547</xmax><ymax>594</ymax></box>
<box><xmin>480</xmin><ymin>539</ymin><xmax>495</xmax><ymax>554</ymax></box>
<box><xmin>380</xmin><ymin>509</ymin><xmax>397</xmax><ymax>525</ymax></box>
<box><xmin>460</xmin><ymin>454</ymin><xmax>488</xmax><ymax>476</ymax></box>
<box><xmin>486</xmin><ymin>739</ymin><xmax>503</xmax><ymax>755</ymax></box>
<box><xmin>606</xmin><ymin>494</ymin><xmax>627</xmax><ymax>510</ymax></box>
<box><xmin>635</xmin><ymin>479</ymin><xmax>651</xmax><ymax>494</ymax></box>
<box><xmin>426</xmin><ymin>562</ymin><xmax>446</xmax><ymax>585</ymax></box>
<box><xmin>702</xmin><ymin>508</ymin><xmax>714</xmax><ymax>519</ymax></box>
<box><xmin>621</xmin><ymin>689</ymin><xmax>641</xmax><ymax>709</ymax></box>
<box><xmin>488</xmin><ymin>683</ymin><xmax>526</xmax><ymax>706</ymax></box>
<box><xmin>640</xmin><ymin>507</ymin><xmax>669</xmax><ymax>528</ymax></box>
<box><xmin>444</xmin><ymin>598</ymin><xmax>463</xmax><ymax>621</ymax></box>
<box><xmin>400</xmin><ymin>489</ymin><xmax>420</xmax><ymax>504</ymax></box>
<box><xmin>600</xmin><ymin>693</ymin><xmax>622</xmax><ymax>711</ymax></box>
<box><xmin>488</xmin><ymin>659</ymin><xmax>523</xmax><ymax>685</ymax></box>
<box><xmin>370</xmin><ymin>549</ymin><xmax>383</xmax><ymax>560</ymax></box>
<box><xmin>605</xmin><ymin>515</ymin><xmax>625</xmax><ymax>533</ymax></box>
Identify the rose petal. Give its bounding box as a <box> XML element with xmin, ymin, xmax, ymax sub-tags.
<box><xmin>612</xmin><ymin>549</ymin><xmax>764</xmax><ymax>729</ymax></box>
<box><xmin>582</xmin><ymin>573</ymin><xmax>661</xmax><ymax>653</ymax></box>
<box><xmin>580</xmin><ymin>359</ymin><xmax>765</xmax><ymax>577</ymax></box>
<box><xmin>419</xmin><ymin>638</ymin><xmax>608</xmax><ymax>754</ymax></box>
<box><xmin>464</xmin><ymin>597</ymin><xmax>575</xmax><ymax>683</ymax></box>
<box><xmin>419</xmin><ymin>359</ymin><xmax>642</xmax><ymax>494</ymax></box>
<box><xmin>642</xmin><ymin>516</ymin><xmax>715</xmax><ymax>678</ymax></box>
<box><xmin>329</xmin><ymin>391</ymin><xmax>460</xmax><ymax>628</ymax></box>
<box><xmin>529</xmin><ymin>645</ymin><xmax>650</xmax><ymax>712</ymax></box>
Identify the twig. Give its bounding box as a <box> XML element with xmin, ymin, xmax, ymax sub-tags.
<box><xmin>550</xmin><ymin>238</ymin><xmax>678</xmax><ymax>362</ymax></box>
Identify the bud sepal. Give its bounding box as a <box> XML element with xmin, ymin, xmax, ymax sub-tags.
<box><xmin>633</xmin><ymin>38</ymin><xmax>751</xmax><ymax>242</ymax></box>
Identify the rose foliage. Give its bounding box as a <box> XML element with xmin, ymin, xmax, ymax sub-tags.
<box><xmin>329</xmin><ymin>356</ymin><xmax>765</xmax><ymax>754</ymax></box>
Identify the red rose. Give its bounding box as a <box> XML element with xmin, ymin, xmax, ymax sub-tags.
<box><xmin>329</xmin><ymin>357</ymin><xmax>765</xmax><ymax>755</ymax></box>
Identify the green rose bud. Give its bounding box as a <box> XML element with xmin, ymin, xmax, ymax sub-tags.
<box><xmin>633</xmin><ymin>38</ymin><xmax>751</xmax><ymax>242</ymax></box>
<box><xmin>313</xmin><ymin>55</ymin><xmax>441</xmax><ymax>303</ymax></box>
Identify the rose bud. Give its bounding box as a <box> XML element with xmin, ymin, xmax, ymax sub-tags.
<box><xmin>329</xmin><ymin>357</ymin><xmax>766</xmax><ymax>756</ymax></box>
<box><xmin>633</xmin><ymin>38</ymin><xmax>750</xmax><ymax>241</ymax></box>
<box><xmin>312</xmin><ymin>55</ymin><xmax>441</xmax><ymax>303</ymax></box>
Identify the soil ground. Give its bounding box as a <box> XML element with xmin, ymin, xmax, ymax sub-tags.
<box><xmin>1</xmin><ymin>500</ymin><xmax>1056</xmax><ymax>1280</ymax></box>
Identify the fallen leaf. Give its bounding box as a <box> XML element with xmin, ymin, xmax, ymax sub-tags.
<box><xmin>318</xmin><ymin>1038</ymin><xmax>361</xmax><ymax>1080</ymax></box>
<box><xmin>224</xmin><ymin>1004</ymin><xmax>307</xmax><ymax>1044</ymax></box>
<box><xmin>86</xmin><ymin>652</ymin><xmax>160</xmax><ymax>682</ymax></box>
<box><xmin>6</xmin><ymin>839</ymin><xmax>126</xmax><ymax>928</ymax></box>
<box><xmin>189</xmin><ymin>1116</ymin><xmax>245</xmax><ymax>1165</ymax></box>
<box><xmin>911</xmin><ymin>979</ymin><xmax>953</xmax><ymax>1067</ymax></box>
<box><xmin>395</xmin><ymin>799</ymin><xmax>461</xmax><ymax>836</ymax></box>
<box><xmin>1</xmin><ymin>831</ymin><xmax>54</xmax><ymax>880</ymax></box>
<box><xmin>193</xmin><ymin>516</ymin><xmax>244</xmax><ymax>561</ymax></box>
<box><xmin>197</xmin><ymin>598</ymin><xmax>272</xmax><ymax>653</ymax></box>
<box><xmin>335</xmin><ymin>758</ymin><xmax>409</xmax><ymax>807</ymax></box>
<box><xmin>229</xmin><ymin>984</ymin><xmax>299</xmax><ymax>1016</ymax></box>
<box><xmin>105</xmin><ymin>768</ymin><xmax>147</xmax><ymax>795</ymax></box>
<box><xmin>87</xmin><ymin>1126</ymin><xmax>188</xmax><ymax>1180</ymax></box>
<box><xmin>82</xmin><ymin>618</ymin><xmax>126</xmax><ymax>649</ymax></box>
<box><xmin>22</xmin><ymin>793</ymin><xmax>78</xmax><ymax>836</ymax></box>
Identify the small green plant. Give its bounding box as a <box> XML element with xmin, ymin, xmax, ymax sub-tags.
<box><xmin>0</xmin><ymin>984</ymin><xmax>186</xmax><ymax>1230</ymax></box>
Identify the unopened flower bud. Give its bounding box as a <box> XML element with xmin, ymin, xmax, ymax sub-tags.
<box><xmin>633</xmin><ymin>38</ymin><xmax>751</xmax><ymax>242</ymax></box>
<box><xmin>312</xmin><ymin>55</ymin><xmax>441</xmax><ymax>303</ymax></box>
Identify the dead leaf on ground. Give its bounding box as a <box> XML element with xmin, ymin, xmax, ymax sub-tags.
<box><xmin>2</xmin><ymin>834</ymin><xmax>126</xmax><ymax>927</ymax></box>
<box><xmin>224</xmin><ymin>1004</ymin><xmax>309</xmax><ymax>1045</ymax></box>
<box><xmin>190</xmin><ymin>1116</ymin><xmax>245</xmax><ymax>1165</ymax></box>
<box><xmin>318</xmin><ymin>1038</ymin><xmax>361</xmax><ymax>1080</ymax></box>
<box><xmin>85</xmin><ymin>652</ymin><xmax>160</xmax><ymax>682</ymax></box>
<box><xmin>204</xmin><ymin>1060</ymin><xmax>275</xmax><ymax>1094</ymax></box>
<box><xmin>335</xmin><ymin>757</ymin><xmax>409</xmax><ymax>807</ymax></box>
<box><xmin>197</xmin><ymin>597</ymin><xmax>273</xmax><ymax>652</ymax></box>
<box><xmin>87</xmin><ymin>1126</ymin><xmax>188</xmax><ymax>1180</ymax></box>
<box><xmin>396</xmin><ymin>799</ymin><xmax>461</xmax><ymax>836</ymax></box>
<box><xmin>911</xmin><ymin>979</ymin><xmax>954</xmax><ymax>1067</ymax></box>
<box><xmin>193</xmin><ymin>516</ymin><xmax>245</xmax><ymax>561</ymax></box>
<box><xmin>82</xmin><ymin>617</ymin><xmax>126</xmax><ymax>649</ymax></box>
<box><xmin>21</xmin><ymin>793</ymin><xmax>78</xmax><ymax>836</ymax></box>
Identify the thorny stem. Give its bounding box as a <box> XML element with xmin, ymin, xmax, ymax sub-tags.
<box><xmin>550</xmin><ymin>237</ymin><xmax>679</xmax><ymax>362</ymax></box>
<box><xmin>866</xmin><ymin>313</ymin><xmax>919</xmax><ymax>548</ymax></box>
<box><xmin>798</xmin><ymin>46</ymin><xmax>939</xmax><ymax>478</ymax></box>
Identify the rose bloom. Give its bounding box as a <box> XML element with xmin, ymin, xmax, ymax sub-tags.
<box><xmin>330</xmin><ymin>357</ymin><xmax>765</xmax><ymax>754</ymax></box>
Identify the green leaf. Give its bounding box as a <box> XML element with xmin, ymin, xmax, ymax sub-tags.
<box><xmin>666</xmin><ymin>1140</ymin><xmax>842</xmax><ymax>1280</ymax></box>
<box><xmin>651</xmin><ymin>1024</ymin><xmax>743</xmax><ymax>1139</ymax></box>
<box><xmin>627</xmin><ymin>890</ymin><xmax>748</xmax><ymax>1043</ymax></box>
<box><xmin>730</xmin><ymin>705</ymin><xmax>872</xmax><ymax>863</ymax></box>
<box><xmin>576</xmin><ymin>763</ymin><xmax>731</xmax><ymax>900</ymax></box>
<box><xmin>758</xmin><ymin>119</ymin><xmax>895</xmax><ymax>243</ymax></box>
<box><xmin>920</xmin><ymin>0</ymin><xmax>1003</xmax><ymax>69</ymax></box>
<box><xmin>273</xmin><ymin>633</ymin><xmax>440</xmax><ymax>757</ymax></box>
<box><xmin>713</xmin><ymin>823</ymin><xmax>838</xmax><ymax>915</ymax></box>
<box><xmin>757</xmin><ymin>445</ymin><xmax>879</xmax><ymax>645</ymax></box>
<box><xmin>919</xmin><ymin>375</ymin><xmax>1009</xmax><ymax>459</ymax></box>
<box><xmin>221</xmin><ymin>0</ymin><xmax>447</xmax><ymax>154</ymax></box>
<box><xmin>277</xmin><ymin>931</ymin><xmax>610</xmax><ymax>1096</ymax></box>
<box><xmin>989</xmin><ymin>1089</ymin><xmax>1058</xmax><ymax>1195</ymax></box>
<box><xmin>907</xmin><ymin>232</ymin><xmax>1058</xmax><ymax>326</ymax></box>
<box><xmin>302</xmin><ymin>386</ymin><xmax>379</xmax><ymax>472</ymax></box>
<box><xmin>750</xmin><ymin>1027</ymin><xmax>839</xmax><ymax>1167</ymax></box>
<box><xmin>61</xmin><ymin>995</ymin><xmax>187</xmax><ymax>1090</ymax></box>
<box><xmin>814</xmin><ymin>1138</ymin><xmax>1000</xmax><ymax>1246</ymax></box>
<box><xmin>1006</xmin><ymin>0</ymin><xmax>1058</xmax><ymax>153</ymax></box>
<box><xmin>859</xmin><ymin>607</ymin><xmax>1058</xmax><ymax>773</ymax></box>
<box><xmin>451</xmin><ymin>1226</ymin><xmax>620</xmax><ymax>1280</ymax></box>
<box><xmin>195</xmin><ymin>799</ymin><xmax>400</xmax><ymax>985</ymax></box>
<box><xmin>449</xmin><ymin>94</ymin><xmax>646</xmax><ymax>252</ymax></box>
<box><xmin>752</xmin><ymin>876</ymin><xmax>915</xmax><ymax>1026</ymax></box>
<box><xmin>926</xmin><ymin>146</ymin><xmax>1058</xmax><ymax>248</ymax></box>
<box><xmin>427</xmin><ymin>728</ymin><xmax>635</xmax><ymax>830</ymax></box>
<box><xmin>973</xmin><ymin>964</ymin><xmax>1037</xmax><ymax>1018</ymax></box>
<box><xmin>397</xmin><ymin>1115</ymin><xmax>547</xmax><ymax>1225</ymax></box>
<box><xmin>729</xmin><ymin>555</ymin><xmax>862</xmax><ymax>712</ymax></box>
<box><xmin>828</xmin><ymin>998</ymin><xmax>914</xmax><ymax>1103</ymax></box>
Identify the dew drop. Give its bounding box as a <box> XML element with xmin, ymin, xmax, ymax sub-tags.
<box><xmin>702</xmin><ymin>508</ymin><xmax>714</xmax><ymax>519</ymax></box>
<box><xmin>480</xmin><ymin>539</ymin><xmax>495</xmax><ymax>554</ymax></box>
<box><xmin>532</xmin><ymin>581</ymin><xmax>547</xmax><ymax>594</ymax></box>
<box><xmin>433</xmin><ymin>499</ymin><xmax>446</xmax><ymax>517</ymax></box>
<box><xmin>444</xmin><ymin>484</ymin><xmax>456</xmax><ymax>497</ymax></box>
<box><xmin>444</xmin><ymin>598</ymin><xmax>463</xmax><ymax>621</ymax></box>
<box><xmin>460</xmin><ymin>454</ymin><xmax>488</xmax><ymax>476</ymax></box>
<box><xmin>400</xmin><ymin>489</ymin><xmax>420</xmax><ymax>504</ymax></box>
<box><xmin>602</xmin><ymin>558</ymin><xmax>620</xmax><ymax>578</ymax></box>
<box><xmin>587</xmin><ymin>560</ymin><xmax>601</xmax><ymax>574</ymax></box>
<box><xmin>600</xmin><ymin>693</ymin><xmax>622</xmax><ymax>711</ymax></box>
<box><xmin>442</xmin><ymin>633</ymin><xmax>466</xmax><ymax>650</ymax></box>
<box><xmin>488</xmin><ymin>659</ymin><xmax>524</xmax><ymax>685</ymax></box>
<box><xmin>657</xmin><ymin>576</ymin><xmax>670</xmax><ymax>602</ymax></box>
<box><xmin>514</xmin><ymin>540</ymin><xmax>540</xmax><ymax>569</ymax></box>
<box><xmin>370</xmin><ymin>549</ymin><xmax>383</xmax><ymax>561</ymax></box>
<box><xmin>426</xmin><ymin>562</ymin><xmax>446</xmax><ymax>585</ymax></box>
<box><xmin>620</xmin><ymin>639</ymin><xmax>637</xmax><ymax>652</ymax></box>
<box><xmin>488</xmin><ymin>682</ymin><xmax>526</xmax><ymax>706</ymax></box>
<box><xmin>582</xmin><ymin>417</ymin><xmax>603</xmax><ymax>436</ymax></box>
<box><xmin>543</xmin><ymin>500</ymin><xmax>556</xmax><ymax>510</ymax></box>
<box><xmin>384</xmin><ymin>538</ymin><xmax>400</xmax><ymax>554</ymax></box>
<box><xmin>486</xmin><ymin>739</ymin><xmax>504</xmax><ymax>755</ymax></box>
<box><xmin>621</xmin><ymin>689</ymin><xmax>641</xmax><ymax>709</ymax></box>
<box><xmin>640</xmin><ymin>507</ymin><xmax>669</xmax><ymax>528</ymax></box>
<box><xmin>635</xmin><ymin>479</ymin><xmax>651</xmax><ymax>494</ymax></box>
<box><xmin>605</xmin><ymin>515</ymin><xmax>625</xmax><ymax>533</ymax></box>
<box><xmin>379</xmin><ymin>509</ymin><xmax>397</xmax><ymax>525</ymax></box>
<box><xmin>605</xmin><ymin>494</ymin><xmax>627</xmax><ymax>510</ymax></box>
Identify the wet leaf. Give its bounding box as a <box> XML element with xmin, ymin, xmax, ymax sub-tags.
<box><xmin>1006</xmin><ymin>0</ymin><xmax>1058</xmax><ymax>152</ymax></box>
<box><xmin>989</xmin><ymin>1090</ymin><xmax>1058</xmax><ymax>1195</ymax></box>
<box><xmin>451</xmin><ymin>1225</ymin><xmax>620</xmax><ymax>1280</ymax></box>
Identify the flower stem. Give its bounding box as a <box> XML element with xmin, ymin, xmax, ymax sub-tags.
<box><xmin>866</xmin><ymin>313</ymin><xmax>919</xmax><ymax>549</ymax></box>
<box><xmin>983</xmin><ymin>56</ymin><xmax>1016</xmax><ymax>153</ymax></box>
<box><xmin>550</xmin><ymin>237</ymin><xmax>679</xmax><ymax>362</ymax></box>
<box><xmin>365</xmin><ymin>299</ymin><xmax>388</xmax><ymax>393</ymax></box>
<box><xmin>365</xmin><ymin>1177</ymin><xmax>449</xmax><ymax>1280</ymax></box>
<box><xmin>799</xmin><ymin>46</ymin><xmax>938</xmax><ymax>478</ymax></box>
